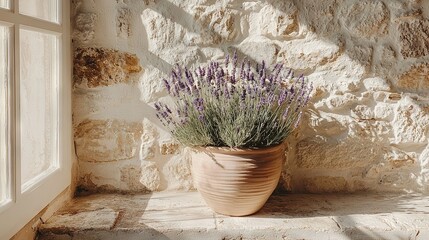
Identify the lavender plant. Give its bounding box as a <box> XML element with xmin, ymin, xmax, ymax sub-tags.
<box><xmin>155</xmin><ymin>52</ymin><xmax>312</xmax><ymax>148</ymax></box>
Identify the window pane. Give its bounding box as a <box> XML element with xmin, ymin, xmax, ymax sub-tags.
<box><xmin>19</xmin><ymin>0</ymin><xmax>58</xmax><ymax>23</ymax></box>
<box><xmin>0</xmin><ymin>0</ymin><xmax>9</xmax><ymax>9</ymax></box>
<box><xmin>0</xmin><ymin>25</ymin><xmax>9</xmax><ymax>205</ymax></box>
<box><xmin>20</xmin><ymin>28</ymin><xmax>59</xmax><ymax>192</ymax></box>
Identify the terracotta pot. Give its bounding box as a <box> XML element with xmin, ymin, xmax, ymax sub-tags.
<box><xmin>190</xmin><ymin>144</ymin><xmax>285</xmax><ymax>216</ymax></box>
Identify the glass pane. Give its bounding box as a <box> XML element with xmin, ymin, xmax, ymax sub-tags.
<box><xmin>0</xmin><ymin>0</ymin><xmax>9</xmax><ymax>9</ymax></box>
<box><xmin>19</xmin><ymin>0</ymin><xmax>59</xmax><ymax>23</ymax></box>
<box><xmin>0</xmin><ymin>25</ymin><xmax>9</xmax><ymax>205</ymax></box>
<box><xmin>20</xmin><ymin>28</ymin><xmax>59</xmax><ymax>192</ymax></box>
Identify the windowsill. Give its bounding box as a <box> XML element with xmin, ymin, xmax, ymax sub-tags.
<box><xmin>38</xmin><ymin>191</ymin><xmax>429</xmax><ymax>239</ymax></box>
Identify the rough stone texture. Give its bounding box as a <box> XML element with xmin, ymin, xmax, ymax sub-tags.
<box><xmin>258</xmin><ymin>1</ymin><xmax>298</xmax><ymax>38</ymax></box>
<box><xmin>116</xmin><ymin>7</ymin><xmax>132</xmax><ymax>38</ymax></box>
<box><xmin>74</xmin><ymin>47</ymin><xmax>142</xmax><ymax>88</ymax></box>
<box><xmin>138</xmin><ymin>161</ymin><xmax>161</xmax><ymax>191</ymax></box>
<box><xmin>339</xmin><ymin>0</ymin><xmax>389</xmax><ymax>38</ymax></box>
<box><xmin>71</xmin><ymin>0</ymin><xmax>429</xmax><ymax>193</ymax></box>
<box><xmin>120</xmin><ymin>165</ymin><xmax>149</xmax><ymax>192</ymax></box>
<box><xmin>140</xmin><ymin>8</ymin><xmax>186</xmax><ymax>51</ymax></box>
<box><xmin>74</xmin><ymin>120</ymin><xmax>143</xmax><ymax>162</ymax></box>
<box><xmin>420</xmin><ymin>144</ymin><xmax>429</xmax><ymax>190</ymax></box>
<box><xmin>363</xmin><ymin>77</ymin><xmax>391</xmax><ymax>91</ymax></box>
<box><xmin>39</xmin><ymin>192</ymin><xmax>429</xmax><ymax>240</ymax></box>
<box><xmin>73</xmin><ymin>13</ymin><xmax>97</xmax><ymax>45</ymax></box>
<box><xmin>140</xmin><ymin>120</ymin><xmax>157</xmax><ymax>160</ymax></box>
<box><xmin>159</xmin><ymin>141</ymin><xmax>179</xmax><ymax>155</ymax></box>
<box><xmin>398</xmin><ymin>63</ymin><xmax>429</xmax><ymax>94</ymax></box>
<box><xmin>164</xmin><ymin>153</ymin><xmax>194</xmax><ymax>191</ymax></box>
<box><xmin>296</xmin><ymin>138</ymin><xmax>383</xmax><ymax>169</ymax></box>
<box><xmin>326</xmin><ymin>93</ymin><xmax>358</xmax><ymax>110</ymax></box>
<box><xmin>237</xmin><ymin>37</ymin><xmax>279</xmax><ymax>66</ymax></box>
<box><xmin>294</xmin><ymin>0</ymin><xmax>339</xmax><ymax>35</ymax></box>
<box><xmin>304</xmin><ymin>176</ymin><xmax>347</xmax><ymax>193</ymax></box>
<box><xmin>279</xmin><ymin>38</ymin><xmax>340</xmax><ymax>71</ymax></box>
<box><xmin>392</xmin><ymin>97</ymin><xmax>429</xmax><ymax>144</ymax></box>
<box><xmin>398</xmin><ymin>18</ymin><xmax>429</xmax><ymax>58</ymax></box>
<box><xmin>193</xmin><ymin>6</ymin><xmax>239</xmax><ymax>45</ymax></box>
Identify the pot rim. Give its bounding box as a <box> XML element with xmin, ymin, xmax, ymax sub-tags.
<box><xmin>191</xmin><ymin>143</ymin><xmax>286</xmax><ymax>154</ymax></box>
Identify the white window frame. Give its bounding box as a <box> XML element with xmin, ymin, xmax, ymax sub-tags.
<box><xmin>0</xmin><ymin>1</ymin><xmax>71</xmax><ymax>239</ymax></box>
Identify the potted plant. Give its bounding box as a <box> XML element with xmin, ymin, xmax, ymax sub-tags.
<box><xmin>155</xmin><ymin>52</ymin><xmax>312</xmax><ymax>216</ymax></box>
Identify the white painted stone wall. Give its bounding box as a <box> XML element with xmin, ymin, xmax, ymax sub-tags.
<box><xmin>71</xmin><ymin>0</ymin><xmax>429</xmax><ymax>193</ymax></box>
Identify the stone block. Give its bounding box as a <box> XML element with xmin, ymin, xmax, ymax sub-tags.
<box><xmin>140</xmin><ymin>8</ymin><xmax>185</xmax><ymax>50</ymax></box>
<box><xmin>326</xmin><ymin>93</ymin><xmax>357</xmax><ymax>110</ymax></box>
<box><xmin>74</xmin><ymin>120</ymin><xmax>143</xmax><ymax>162</ymax></box>
<box><xmin>398</xmin><ymin>63</ymin><xmax>429</xmax><ymax>93</ymax></box>
<box><xmin>160</xmin><ymin>142</ymin><xmax>180</xmax><ymax>155</ymax></box>
<box><xmin>192</xmin><ymin>6</ymin><xmax>239</xmax><ymax>45</ymax></box>
<box><xmin>138</xmin><ymin>162</ymin><xmax>161</xmax><ymax>191</ymax></box>
<box><xmin>304</xmin><ymin>176</ymin><xmax>347</xmax><ymax>193</ymax></box>
<box><xmin>363</xmin><ymin>77</ymin><xmax>391</xmax><ymax>91</ymax></box>
<box><xmin>73</xmin><ymin>12</ymin><xmax>97</xmax><ymax>44</ymax></box>
<box><xmin>116</xmin><ymin>7</ymin><xmax>131</xmax><ymax>38</ymax></box>
<box><xmin>351</xmin><ymin>105</ymin><xmax>374</xmax><ymax>120</ymax></box>
<box><xmin>259</xmin><ymin>0</ymin><xmax>298</xmax><ymax>38</ymax></box>
<box><xmin>339</xmin><ymin>0</ymin><xmax>389</xmax><ymax>38</ymax></box>
<box><xmin>121</xmin><ymin>165</ymin><xmax>148</xmax><ymax>192</ymax></box>
<box><xmin>392</xmin><ymin>98</ymin><xmax>429</xmax><ymax>144</ymax></box>
<box><xmin>296</xmin><ymin>138</ymin><xmax>383</xmax><ymax>169</ymax></box>
<box><xmin>141</xmin><ymin>119</ymin><xmax>158</xmax><ymax>160</ymax></box>
<box><xmin>348</xmin><ymin>120</ymin><xmax>391</xmax><ymax>141</ymax></box>
<box><xmin>374</xmin><ymin>103</ymin><xmax>394</xmax><ymax>120</ymax></box>
<box><xmin>164</xmin><ymin>153</ymin><xmax>194</xmax><ymax>190</ymax></box>
<box><xmin>295</xmin><ymin>0</ymin><xmax>339</xmax><ymax>35</ymax></box>
<box><xmin>236</xmin><ymin>37</ymin><xmax>279</xmax><ymax>66</ymax></box>
<box><xmin>398</xmin><ymin>18</ymin><xmax>429</xmax><ymax>58</ymax></box>
<box><xmin>74</xmin><ymin>47</ymin><xmax>142</xmax><ymax>88</ymax></box>
<box><xmin>279</xmin><ymin>38</ymin><xmax>340</xmax><ymax>71</ymax></box>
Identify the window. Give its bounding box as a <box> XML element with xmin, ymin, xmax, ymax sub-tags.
<box><xmin>0</xmin><ymin>0</ymin><xmax>9</xmax><ymax>9</ymax></box>
<box><xmin>0</xmin><ymin>1</ymin><xmax>71</xmax><ymax>239</ymax></box>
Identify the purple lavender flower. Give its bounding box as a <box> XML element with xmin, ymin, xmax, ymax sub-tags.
<box><xmin>239</xmin><ymin>58</ymin><xmax>247</xmax><ymax>80</ymax></box>
<box><xmin>250</xmin><ymin>72</ymin><xmax>255</xmax><ymax>81</ymax></box>
<box><xmin>282</xmin><ymin>106</ymin><xmax>290</xmax><ymax>119</ymax></box>
<box><xmin>274</xmin><ymin>63</ymin><xmax>283</xmax><ymax>83</ymax></box>
<box><xmin>193</xmin><ymin>98</ymin><xmax>204</xmax><ymax>112</ymax></box>
<box><xmin>231</xmin><ymin>51</ymin><xmax>238</xmax><ymax>84</ymax></box>
<box><xmin>163</xmin><ymin>79</ymin><xmax>171</xmax><ymax>94</ymax></box>
<box><xmin>155</xmin><ymin>52</ymin><xmax>312</xmax><ymax>148</ymax></box>
<box><xmin>154</xmin><ymin>102</ymin><xmax>161</xmax><ymax>111</ymax></box>
<box><xmin>278</xmin><ymin>89</ymin><xmax>287</xmax><ymax>106</ymax></box>
<box><xmin>240</xmin><ymin>89</ymin><xmax>246</xmax><ymax>102</ymax></box>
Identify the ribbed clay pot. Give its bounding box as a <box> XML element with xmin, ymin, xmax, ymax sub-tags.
<box><xmin>191</xmin><ymin>144</ymin><xmax>285</xmax><ymax>216</ymax></box>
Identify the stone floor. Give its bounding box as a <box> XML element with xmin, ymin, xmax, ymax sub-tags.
<box><xmin>38</xmin><ymin>192</ymin><xmax>429</xmax><ymax>240</ymax></box>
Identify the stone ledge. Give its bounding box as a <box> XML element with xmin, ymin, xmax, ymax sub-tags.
<box><xmin>38</xmin><ymin>192</ymin><xmax>429</xmax><ymax>240</ymax></box>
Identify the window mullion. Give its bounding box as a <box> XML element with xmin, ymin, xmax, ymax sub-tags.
<box><xmin>13</xmin><ymin>22</ymin><xmax>20</xmax><ymax>200</ymax></box>
<box><xmin>0</xmin><ymin>9</ymin><xmax>62</xmax><ymax>33</ymax></box>
<box><xmin>13</xmin><ymin>0</ymin><xmax>18</xmax><ymax>13</ymax></box>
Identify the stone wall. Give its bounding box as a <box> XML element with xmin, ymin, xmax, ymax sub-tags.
<box><xmin>71</xmin><ymin>0</ymin><xmax>429</xmax><ymax>193</ymax></box>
